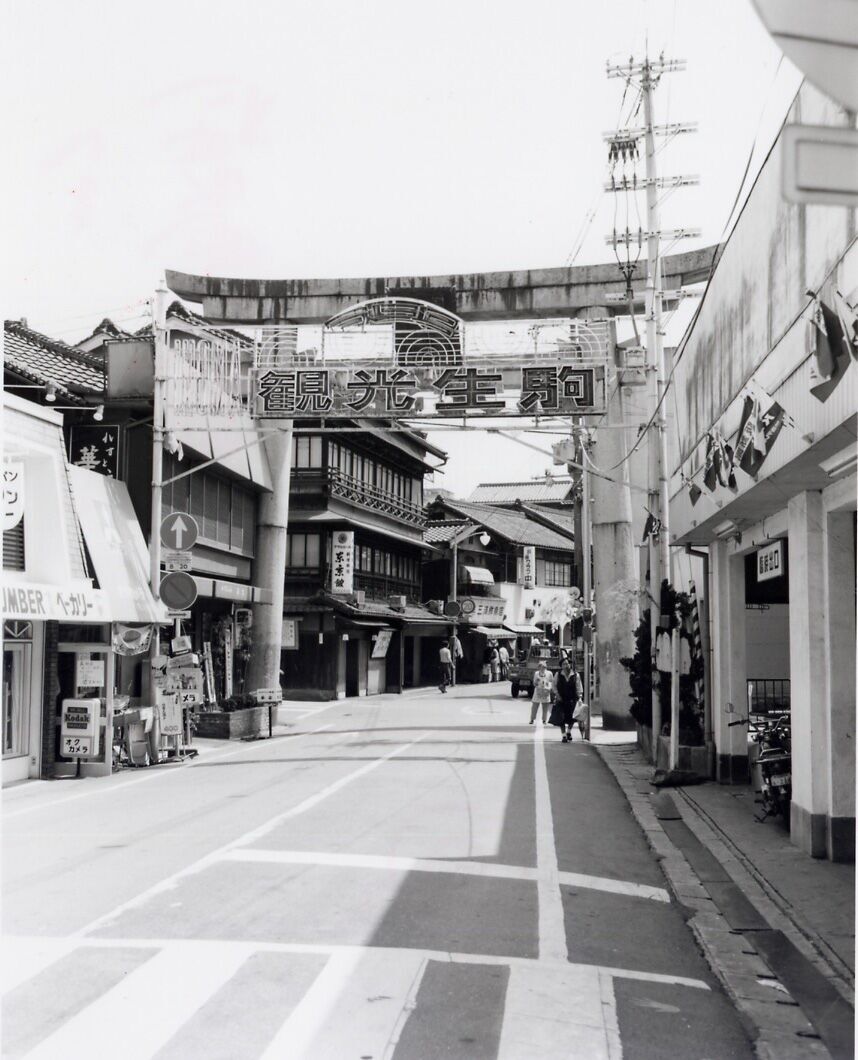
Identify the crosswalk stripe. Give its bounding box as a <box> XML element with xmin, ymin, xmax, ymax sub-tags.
<box><xmin>21</xmin><ymin>942</ymin><xmax>252</xmax><ymax>1060</ymax></box>
<box><xmin>498</xmin><ymin>963</ymin><xmax>621</xmax><ymax>1060</ymax></box>
<box><xmin>1</xmin><ymin>938</ymin><xmax>76</xmax><ymax>997</ymax></box>
<box><xmin>261</xmin><ymin>949</ymin><xmax>428</xmax><ymax>1060</ymax></box>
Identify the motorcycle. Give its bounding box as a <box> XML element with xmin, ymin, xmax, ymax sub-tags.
<box><xmin>729</xmin><ymin>712</ymin><xmax>792</xmax><ymax>827</ymax></box>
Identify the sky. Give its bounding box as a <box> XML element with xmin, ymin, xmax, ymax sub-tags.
<box><xmin>3</xmin><ymin>0</ymin><xmax>801</xmax><ymax>497</ymax></box>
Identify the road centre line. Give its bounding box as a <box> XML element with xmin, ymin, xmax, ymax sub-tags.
<box><xmin>2</xmin><ymin>936</ymin><xmax>713</xmax><ymax>992</ymax></box>
<box><xmin>220</xmin><ymin>849</ymin><xmax>671</xmax><ymax>903</ymax></box>
<box><xmin>71</xmin><ymin>733</ymin><xmax>428</xmax><ymax>940</ymax></box>
<box><xmin>2</xmin><ymin>722</ymin><xmax>336</xmax><ymax>820</ymax></box>
<box><xmin>534</xmin><ymin>723</ymin><xmax>569</xmax><ymax>962</ymax></box>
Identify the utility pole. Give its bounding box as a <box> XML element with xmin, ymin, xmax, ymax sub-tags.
<box><xmin>606</xmin><ymin>55</ymin><xmax>697</xmax><ymax>761</ymax></box>
<box><xmin>580</xmin><ymin>428</ymin><xmax>593</xmax><ymax>741</ymax></box>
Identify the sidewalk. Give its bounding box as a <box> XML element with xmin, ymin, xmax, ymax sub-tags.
<box><xmin>598</xmin><ymin>739</ymin><xmax>855</xmax><ymax>1059</ymax></box>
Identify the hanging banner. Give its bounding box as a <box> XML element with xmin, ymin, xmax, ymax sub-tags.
<box><xmin>112</xmin><ymin>623</ymin><xmax>153</xmax><ymax>656</ymax></box>
<box><xmin>202</xmin><ymin>641</ymin><xmax>217</xmax><ymax>706</ymax></box>
<box><xmin>331</xmin><ymin>531</ymin><xmax>355</xmax><ymax>595</ymax></box>
<box><xmin>521</xmin><ymin>546</ymin><xmax>536</xmax><ymax>589</ymax></box>
<box><xmin>2</xmin><ymin>461</ymin><xmax>24</xmax><ymax>532</ymax></box>
<box><xmin>371</xmin><ymin>629</ymin><xmax>394</xmax><ymax>659</ymax></box>
<box><xmin>223</xmin><ymin>624</ymin><xmax>234</xmax><ymax>699</ymax></box>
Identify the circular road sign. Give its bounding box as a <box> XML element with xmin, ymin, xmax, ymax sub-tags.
<box><xmin>752</xmin><ymin>0</ymin><xmax>858</xmax><ymax>111</ymax></box>
<box><xmin>444</xmin><ymin>600</ymin><xmax>462</xmax><ymax>618</ymax></box>
<box><xmin>160</xmin><ymin>512</ymin><xmax>199</xmax><ymax>552</ymax></box>
<box><xmin>160</xmin><ymin>571</ymin><xmax>198</xmax><ymax>611</ymax></box>
<box><xmin>459</xmin><ymin>597</ymin><xmax>476</xmax><ymax>615</ymax></box>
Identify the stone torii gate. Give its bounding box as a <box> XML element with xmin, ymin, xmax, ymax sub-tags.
<box><xmin>167</xmin><ymin>246</ymin><xmax>719</xmax><ymax>725</ymax></box>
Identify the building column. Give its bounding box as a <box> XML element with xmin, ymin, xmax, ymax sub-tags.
<box><xmin>245</xmin><ymin>424</ymin><xmax>292</xmax><ymax>694</ymax></box>
<box><xmin>584</xmin><ymin>312</ymin><xmax>637</xmax><ymax>729</ymax></box>
<box><xmin>710</xmin><ymin>542</ymin><xmax>748</xmax><ymax>782</ymax></box>
<box><xmin>824</xmin><ymin>509</ymin><xmax>855</xmax><ymax>862</ymax></box>
<box><xmin>788</xmin><ymin>491</ymin><xmax>829</xmax><ymax>857</ymax></box>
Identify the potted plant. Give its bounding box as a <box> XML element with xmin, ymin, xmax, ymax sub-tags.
<box><xmin>192</xmin><ymin>692</ymin><xmax>270</xmax><ymax>740</ymax></box>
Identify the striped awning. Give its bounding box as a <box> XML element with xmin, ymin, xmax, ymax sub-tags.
<box><xmin>462</xmin><ymin>565</ymin><xmax>494</xmax><ymax>585</ymax></box>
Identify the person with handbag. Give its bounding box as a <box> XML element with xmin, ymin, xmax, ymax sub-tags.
<box><xmin>529</xmin><ymin>660</ymin><xmax>555</xmax><ymax>724</ymax></box>
<box><xmin>551</xmin><ymin>657</ymin><xmax>583</xmax><ymax>742</ymax></box>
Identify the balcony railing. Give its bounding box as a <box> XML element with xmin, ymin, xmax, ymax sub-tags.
<box><xmin>290</xmin><ymin>468</ymin><xmax>426</xmax><ymax>529</ymax></box>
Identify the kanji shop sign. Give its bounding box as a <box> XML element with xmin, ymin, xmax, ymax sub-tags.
<box><xmin>3</xmin><ymin>461</ymin><xmax>24</xmax><ymax>531</ymax></box>
<box><xmin>330</xmin><ymin>531</ymin><xmax>355</xmax><ymax>595</ymax></box>
<box><xmin>756</xmin><ymin>541</ymin><xmax>785</xmax><ymax>583</ymax></box>
<box><xmin>521</xmin><ymin>546</ymin><xmax>536</xmax><ymax>589</ymax></box>
<box><xmin>254</xmin><ymin>363</ymin><xmax>606</xmax><ymax>419</ymax></box>
<box><xmin>69</xmin><ymin>426</ymin><xmax>120</xmax><ymax>477</ymax></box>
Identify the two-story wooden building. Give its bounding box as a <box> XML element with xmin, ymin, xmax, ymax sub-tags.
<box><xmin>281</xmin><ymin>424</ymin><xmax>449</xmax><ymax>698</ymax></box>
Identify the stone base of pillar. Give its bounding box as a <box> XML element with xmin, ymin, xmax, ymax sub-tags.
<box><xmin>791</xmin><ymin>803</ymin><xmax>828</xmax><ymax>859</ymax></box>
<box><xmin>828</xmin><ymin>817</ymin><xmax>856</xmax><ymax>864</ymax></box>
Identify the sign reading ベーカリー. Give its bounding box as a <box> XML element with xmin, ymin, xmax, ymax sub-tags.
<box><xmin>330</xmin><ymin>531</ymin><xmax>354</xmax><ymax>595</ymax></box>
<box><xmin>757</xmin><ymin>541</ymin><xmax>784</xmax><ymax>582</ymax></box>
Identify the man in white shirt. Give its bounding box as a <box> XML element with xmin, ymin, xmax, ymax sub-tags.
<box><xmin>438</xmin><ymin>641</ymin><xmax>453</xmax><ymax>693</ymax></box>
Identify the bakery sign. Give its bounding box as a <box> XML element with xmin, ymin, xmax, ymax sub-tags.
<box><xmin>756</xmin><ymin>540</ymin><xmax>784</xmax><ymax>582</ymax></box>
<box><xmin>331</xmin><ymin>531</ymin><xmax>355</xmax><ymax>595</ymax></box>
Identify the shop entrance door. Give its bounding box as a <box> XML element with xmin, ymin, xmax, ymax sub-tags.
<box><xmin>56</xmin><ymin>640</ymin><xmax>114</xmax><ymax>779</ymax></box>
<box><xmin>2</xmin><ymin>641</ymin><xmax>33</xmax><ymax>784</ymax></box>
<box><xmin>345</xmin><ymin>639</ymin><xmax>360</xmax><ymax>697</ymax></box>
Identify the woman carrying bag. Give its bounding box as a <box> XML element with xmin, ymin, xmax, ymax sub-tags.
<box><xmin>529</xmin><ymin>660</ymin><xmax>555</xmax><ymax>724</ymax></box>
<box><xmin>551</xmin><ymin>658</ymin><xmax>583</xmax><ymax>742</ymax></box>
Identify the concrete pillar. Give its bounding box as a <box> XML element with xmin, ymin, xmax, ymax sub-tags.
<box><xmin>245</xmin><ymin>424</ymin><xmax>293</xmax><ymax>694</ymax></box>
<box><xmin>710</xmin><ymin>542</ymin><xmax>748</xmax><ymax>782</ymax></box>
<box><xmin>578</xmin><ymin>310</ymin><xmax>638</xmax><ymax>730</ymax></box>
<box><xmin>788</xmin><ymin>491</ymin><xmax>829</xmax><ymax>858</ymax></box>
<box><xmin>591</xmin><ymin>381</ymin><xmax>637</xmax><ymax>730</ymax></box>
<box><xmin>824</xmin><ymin>509</ymin><xmax>855</xmax><ymax>861</ymax></box>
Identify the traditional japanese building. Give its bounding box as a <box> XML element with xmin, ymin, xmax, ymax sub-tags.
<box><xmin>423</xmin><ymin>495</ymin><xmax>577</xmax><ymax>681</ymax></box>
<box><xmin>280</xmin><ymin>422</ymin><xmax>449</xmax><ymax>698</ymax></box>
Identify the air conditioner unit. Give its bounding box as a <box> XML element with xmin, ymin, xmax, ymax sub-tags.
<box><xmin>427</xmin><ymin>599</ymin><xmax>444</xmax><ymax>615</ymax></box>
<box><xmin>388</xmin><ymin>595</ymin><xmax>407</xmax><ymax>611</ymax></box>
<box><xmin>353</xmin><ymin>590</ymin><xmax>366</xmax><ymax>606</ymax></box>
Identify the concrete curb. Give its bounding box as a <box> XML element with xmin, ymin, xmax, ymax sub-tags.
<box><xmin>596</xmin><ymin>744</ymin><xmax>835</xmax><ymax>1060</ymax></box>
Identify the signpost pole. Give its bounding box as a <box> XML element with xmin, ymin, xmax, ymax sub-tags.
<box><xmin>148</xmin><ymin>281</ymin><xmax>169</xmax><ymax>740</ymax></box>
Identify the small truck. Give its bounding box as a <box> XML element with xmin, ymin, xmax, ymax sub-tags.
<box><xmin>509</xmin><ymin>642</ymin><xmax>564</xmax><ymax>698</ymax></box>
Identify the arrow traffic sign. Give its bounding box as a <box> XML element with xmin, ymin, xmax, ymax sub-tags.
<box><xmin>160</xmin><ymin>512</ymin><xmax>199</xmax><ymax>552</ymax></box>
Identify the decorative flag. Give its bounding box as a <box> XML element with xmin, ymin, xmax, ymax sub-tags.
<box><xmin>832</xmin><ymin>289</ymin><xmax>858</xmax><ymax>361</ymax></box>
<box><xmin>808</xmin><ymin>294</ymin><xmax>852</xmax><ymax>402</ymax></box>
<box><xmin>688</xmin><ymin>481</ymin><xmax>702</xmax><ymax>506</ymax></box>
<box><xmin>734</xmin><ymin>394</ymin><xmax>786</xmax><ymax>477</ymax></box>
<box><xmin>112</xmin><ymin>623</ymin><xmax>153</xmax><ymax>657</ymax></box>
<box><xmin>641</xmin><ymin>509</ymin><xmax>662</xmax><ymax>543</ymax></box>
<box><xmin>687</xmin><ymin>581</ymin><xmax>705</xmax><ymax>707</ymax></box>
<box><xmin>703</xmin><ymin>431</ymin><xmax>737</xmax><ymax>492</ymax></box>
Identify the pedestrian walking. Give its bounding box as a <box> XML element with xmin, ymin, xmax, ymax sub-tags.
<box><xmin>498</xmin><ymin>642</ymin><xmax>510</xmax><ymax>680</ymax></box>
<box><xmin>489</xmin><ymin>642</ymin><xmax>501</xmax><ymax>682</ymax></box>
<box><xmin>550</xmin><ymin>658</ymin><xmax>583</xmax><ymax>742</ymax></box>
<box><xmin>481</xmin><ymin>642</ymin><xmax>493</xmax><ymax>683</ymax></box>
<box><xmin>438</xmin><ymin>641</ymin><xmax>453</xmax><ymax>693</ymax></box>
<box><xmin>529</xmin><ymin>660</ymin><xmax>555</xmax><ymax>724</ymax></box>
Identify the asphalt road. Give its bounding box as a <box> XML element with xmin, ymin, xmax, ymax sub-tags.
<box><xmin>2</xmin><ymin>684</ymin><xmax>754</xmax><ymax>1059</ymax></box>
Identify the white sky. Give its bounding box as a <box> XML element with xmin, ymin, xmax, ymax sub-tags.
<box><xmin>3</xmin><ymin>0</ymin><xmax>800</xmax><ymax>497</ymax></box>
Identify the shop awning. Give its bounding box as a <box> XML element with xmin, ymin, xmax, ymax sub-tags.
<box><xmin>503</xmin><ymin>623</ymin><xmax>544</xmax><ymax>635</ymax></box>
<box><xmin>68</xmin><ymin>467</ymin><xmax>169</xmax><ymax>624</ymax></box>
<box><xmin>472</xmin><ymin>625</ymin><xmax>516</xmax><ymax>638</ymax></box>
<box><xmin>340</xmin><ymin>617</ymin><xmax>392</xmax><ymax>629</ymax></box>
<box><xmin>462</xmin><ymin>565</ymin><xmax>494</xmax><ymax>585</ymax></box>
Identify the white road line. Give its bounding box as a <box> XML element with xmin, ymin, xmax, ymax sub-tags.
<box><xmin>498</xmin><ymin>963</ymin><xmax>620</xmax><ymax>1060</ymax></box>
<box><xmin>262</xmin><ymin>949</ymin><xmax>429</xmax><ymax>1060</ymax></box>
<box><xmin>533</xmin><ymin>723</ymin><xmax>568</xmax><ymax>962</ymax></box>
<box><xmin>71</xmin><ymin>734</ymin><xmax>427</xmax><ymax>940</ymax></box>
<box><xmin>22</xmin><ymin>941</ymin><xmax>252</xmax><ymax>1060</ymax></box>
<box><xmin>2</xmin><ymin>722</ymin><xmax>335</xmax><ymax>820</ymax></box>
<box><xmin>220</xmin><ymin>849</ymin><xmax>670</xmax><ymax>902</ymax></box>
<box><xmin>3</xmin><ymin>935</ymin><xmax>713</xmax><ymax>992</ymax></box>
<box><xmin>599</xmin><ymin>968</ymin><xmax>624</xmax><ymax>1060</ymax></box>
<box><xmin>1</xmin><ymin>937</ymin><xmax>76</xmax><ymax>996</ymax></box>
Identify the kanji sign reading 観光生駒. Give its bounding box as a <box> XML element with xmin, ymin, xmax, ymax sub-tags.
<box><xmin>254</xmin><ymin>363</ymin><xmax>606</xmax><ymax>419</ymax></box>
<box><xmin>330</xmin><ymin>531</ymin><xmax>354</xmax><ymax>595</ymax></box>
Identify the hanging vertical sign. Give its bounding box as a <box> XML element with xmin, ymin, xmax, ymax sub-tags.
<box><xmin>202</xmin><ymin>641</ymin><xmax>216</xmax><ymax>705</ymax></box>
<box><xmin>2</xmin><ymin>461</ymin><xmax>24</xmax><ymax>531</ymax></box>
<box><xmin>521</xmin><ymin>546</ymin><xmax>536</xmax><ymax>589</ymax></box>
<box><xmin>331</xmin><ymin>531</ymin><xmax>355</xmax><ymax>595</ymax></box>
<box><xmin>223</xmin><ymin>625</ymin><xmax>234</xmax><ymax>698</ymax></box>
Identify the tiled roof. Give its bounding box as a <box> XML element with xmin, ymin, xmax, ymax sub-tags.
<box><xmin>424</xmin><ymin>521</ymin><xmax>472</xmax><ymax>544</ymax></box>
<box><xmin>433</xmin><ymin>500</ymin><xmax>575</xmax><ymax>551</ymax></box>
<box><xmin>82</xmin><ymin>318</ymin><xmax>135</xmax><ymax>342</ymax></box>
<box><xmin>521</xmin><ymin>503</ymin><xmax>576</xmax><ymax>537</ymax></box>
<box><xmin>4</xmin><ymin>320</ymin><xmax>105</xmax><ymax>402</ymax></box>
<box><xmin>466</xmin><ymin>480</ymin><xmax>575</xmax><ymax>504</ymax></box>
